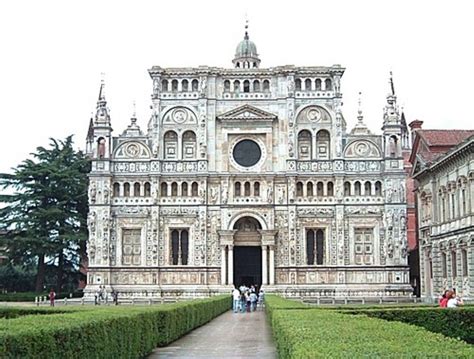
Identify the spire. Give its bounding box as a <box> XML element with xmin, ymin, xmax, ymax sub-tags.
<box><xmin>95</xmin><ymin>74</ymin><xmax>111</xmax><ymax>125</ymax></box>
<box><xmin>122</xmin><ymin>101</ymin><xmax>142</xmax><ymax>137</ymax></box>
<box><xmin>86</xmin><ymin>117</ymin><xmax>94</xmax><ymax>140</ymax></box>
<box><xmin>351</xmin><ymin>92</ymin><xmax>371</xmax><ymax>135</ymax></box>
<box><xmin>389</xmin><ymin>70</ymin><xmax>396</xmax><ymax>96</ymax></box>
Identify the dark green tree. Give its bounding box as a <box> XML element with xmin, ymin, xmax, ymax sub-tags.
<box><xmin>0</xmin><ymin>136</ymin><xmax>90</xmax><ymax>292</ymax></box>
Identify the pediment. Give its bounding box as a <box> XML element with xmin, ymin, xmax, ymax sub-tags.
<box><xmin>217</xmin><ymin>105</ymin><xmax>277</xmax><ymax>121</ymax></box>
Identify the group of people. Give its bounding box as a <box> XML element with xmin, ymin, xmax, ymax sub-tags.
<box><xmin>439</xmin><ymin>288</ymin><xmax>464</xmax><ymax>308</ymax></box>
<box><xmin>94</xmin><ymin>285</ymin><xmax>119</xmax><ymax>305</ymax></box>
<box><xmin>232</xmin><ymin>285</ymin><xmax>265</xmax><ymax>313</ymax></box>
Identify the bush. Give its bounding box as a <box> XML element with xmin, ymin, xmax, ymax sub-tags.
<box><xmin>347</xmin><ymin>307</ymin><xmax>474</xmax><ymax>344</ymax></box>
<box><xmin>266</xmin><ymin>296</ymin><xmax>474</xmax><ymax>358</ymax></box>
<box><xmin>0</xmin><ymin>295</ymin><xmax>231</xmax><ymax>358</ymax></box>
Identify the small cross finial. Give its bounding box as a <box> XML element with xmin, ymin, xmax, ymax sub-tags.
<box><xmin>244</xmin><ymin>15</ymin><xmax>249</xmax><ymax>39</ymax></box>
<box><xmin>357</xmin><ymin>91</ymin><xmax>364</xmax><ymax>122</ymax></box>
<box><xmin>389</xmin><ymin>70</ymin><xmax>395</xmax><ymax>96</ymax></box>
<box><xmin>132</xmin><ymin>100</ymin><xmax>136</xmax><ymax>118</ymax></box>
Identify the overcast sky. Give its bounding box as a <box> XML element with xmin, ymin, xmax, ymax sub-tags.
<box><xmin>1</xmin><ymin>0</ymin><xmax>473</xmax><ymax>174</ymax></box>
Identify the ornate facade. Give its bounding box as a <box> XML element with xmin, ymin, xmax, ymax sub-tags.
<box><xmin>410</xmin><ymin>126</ymin><xmax>474</xmax><ymax>301</ymax></box>
<box><xmin>85</xmin><ymin>30</ymin><xmax>412</xmax><ymax>299</ymax></box>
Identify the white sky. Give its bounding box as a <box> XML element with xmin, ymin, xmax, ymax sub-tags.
<box><xmin>1</xmin><ymin>0</ymin><xmax>473</xmax><ymax>174</ymax></box>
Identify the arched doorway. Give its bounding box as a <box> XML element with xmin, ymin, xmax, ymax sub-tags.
<box><xmin>233</xmin><ymin>217</ymin><xmax>262</xmax><ymax>286</ymax></box>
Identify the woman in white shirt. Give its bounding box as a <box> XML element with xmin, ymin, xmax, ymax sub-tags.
<box><xmin>446</xmin><ymin>290</ymin><xmax>463</xmax><ymax>308</ymax></box>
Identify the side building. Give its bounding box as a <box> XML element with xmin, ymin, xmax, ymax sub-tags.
<box><xmin>85</xmin><ymin>30</ymin><xmax>412</xmax><ymax>299</ymax></box>
<box><xmin>410</xmin><ymin>124</ymin><xmax>474</xmax><ymax>301</ymax></box>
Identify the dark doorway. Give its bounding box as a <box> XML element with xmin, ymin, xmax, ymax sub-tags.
<box><xmin>234</xmin><ymin>246</ymin><xmax>262</xmax><ymax>287</ymax></box>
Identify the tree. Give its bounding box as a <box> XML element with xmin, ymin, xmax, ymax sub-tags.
<box><xmin>0</xmin><ymin>136</ymin><xmax>90</xmax><ymax>292</ymax></box>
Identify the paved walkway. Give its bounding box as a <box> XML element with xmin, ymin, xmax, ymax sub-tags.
<box><xmin>149</xmin><ymin>310</ymin><xmax>277</xmax><ymax>358</ymax></box>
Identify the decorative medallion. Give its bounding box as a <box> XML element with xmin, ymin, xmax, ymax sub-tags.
<box><xmin>172</xmin><ymin>108</ymin><xmax>188</xmax><ymax>124</ymax></box>
<box><xmin>307</xmin><ymin>108</ymin><xmax>321</xmax><ymax>121</ymax></box>
<box><xmin>125</xmin><ymin>143</ymin><xmax>140</xmax><ymax>158</ymax></box>
<box><xmin>355</xmin><ymin>142</ymin><xmax>369</xmax><ymax>156</ymax></box>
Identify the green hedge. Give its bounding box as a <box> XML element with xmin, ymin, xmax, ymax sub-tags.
<box><xmin>0</xmin><ymin>296</ymin><xmax>231</xmax><ymax>358</ymax></box>
<box><xmin>347</xmin><ymin>307</ymin><xmax>474</xmax><ymax>344</ymax></box>
<box><xmin>266</xmin><ymin>296</ymin><xmax>474</xmax><ymax>358</ymax></box>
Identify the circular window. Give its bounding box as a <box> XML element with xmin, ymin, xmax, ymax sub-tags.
<box><xmin>232</xmin><ymin>139</ymin><xmax>261</xmax><ymax>167</ymax></box>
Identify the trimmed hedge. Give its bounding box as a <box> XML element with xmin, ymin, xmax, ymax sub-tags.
<box><xmin>266</xmin><ymin>296</ymin><xmax>474</xmax><ymax>358</ymax></box>
<box><xmin>0</xmin><ymin>296</ymin><xmax>231</xmax><ymax>358</ymax></box>
<box><xmin>347</xmin><ymin>307</ymin><xmax>474</xmax><ymax>344</ymax></box>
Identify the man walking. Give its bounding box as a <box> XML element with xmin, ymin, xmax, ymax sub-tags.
<box><xmin>232</xmin><ymin>286</ymin><xmax>241</xmax><ymax>313</ymax></box>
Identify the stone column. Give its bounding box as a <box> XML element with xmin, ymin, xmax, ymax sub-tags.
<box><xmin>262</xmin><ymin>245</ymin><xmax>268</xmax><ymax>285</ymax></box>
<box><xmin>228</xmin><ymin>245</ymin><xmax>234</xmax><ymax>286</ymax></box>
<box><xmin>221</xmin><ymin>246</ymin><xmax>226</xmax><ymax>285</ymax></box>
<box><xmin>218</xmin><ymin>230</ymin><xmax>236</xmax><ymax>286</ymax></box>
<box><xmin>258</xmin><ymin>229</ymin><xmax>278</xmax><ymax>286</ymax></box>
<box><xmin>269</xmin><ymin>245</ymin><xmax>275</xmax><ymax>285</ymax></box>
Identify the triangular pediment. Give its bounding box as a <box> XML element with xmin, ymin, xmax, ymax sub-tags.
<box><xmin>217</xmin><ymin>105</ymin><xmax>277</xmax><ymax>121</ymax></box>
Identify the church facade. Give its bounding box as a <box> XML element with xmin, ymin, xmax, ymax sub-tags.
<box><xmin>85</xmin><ymin>31</ymin><xmax>412</xmax><ymax>299</ymax></box>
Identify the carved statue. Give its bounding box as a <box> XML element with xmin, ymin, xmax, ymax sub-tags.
<box><xmin>98</xmin><ymin>138</ymin><xmax>106</xmax><ymax>158</ymax></box>
<box><xmin>267</xmin><ymin>185</ymin><xmax>273</xmax><ymax>204</ymax></box>
<box><xmin>89</xmin><ymin>182</ymin><xmax>97</xmax><ymax>204</ymax></box>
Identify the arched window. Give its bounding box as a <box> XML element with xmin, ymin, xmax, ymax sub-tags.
<box><xmin>191</xmin><ymin>182</ymin><xmax>198</xmax><ymax>196</ymax></box>
<box><xmin>327</xmin><ymin>182</ymin><xmax>334</xmax><ymax>196</ymax></box>
<box><xmin>296</xmin><ymin>182</ymin><xmax>304</xmax><ymax>197</ymax></box>
<box><xmin>244</xmin><ymin>181</ymin><xmax>251</xmax><ymax>196</ymax></box>
<box><xmin>462</xmin><ymin>249</ymin><xmax>468</xmax><ymax>277</ymax></box>
<box><xmin>254</xmin><ymin>182</ymin><xmax>260</xmax><ymax>196</ymax></box>
<box><xmin>295</xmin><ymin>78</ymin><xmax>302</xmax><ymax>91</ymax></box>
<box><xmin>134</xmin><ymin>182</ymin><xmax>141</xmax><ymax>197</ymax></box>
<box><xmin>224</xmin><ymin>80</ymin><xmax>230</xmax><ymax>92</ymax></box>
<box><xmin>97</xmin><ymin>137</ymin><xmax>106</xmax><ymax>158</ymax></box>
<box><xmin>355</xmin><ymin>181</ymin><xmax>361</xmax><ymax>196</ymax></box>
<box><xmin>234</xmin><ymin>182</ymin><xmax>241</xmax><ymax>197</ymax></box>
<box><xmin>306</xmin><ymin>229</ymin><xmax>315</xmax><ymax>265</ymax></box>
<box><xmin>161</xmin><ymin>182</ymin><xmax>168</xmax><ymax>197</ymax></box>
<box><xmin>113</xmin><ymin>183</ymin><xmax>120</xmax><ymax>197</ymax></box>
<box><xmin>365</xmin><ymin>181</ymin><xmax>372</xmax><ymax>196</ymax></box>
<box><xmin>234</xmin><ymin>80</ymin><xmax>240</xmax><ymax>92</ymax></box>
<box><xmin>191</xmin><ymin>79</ymin><xmax>199</xmax><ymax>91</ymax></box>
<box><xmin>182</xmin><ymin>79</ymin><xmax>189</xmax><ymax>92</ymax></box>
<box><xmin>307</xmin><ymin>182</ymin><xmax>313</xmax><ymax>197</ymax></box>
<box><xmin>171</xmin><ymin>182</ymin><xmax>178</xmax><ymax>197</ymax></box>
<box><xmin>161</xmin><ymin>79</ymin><xmax>168</xmax><ymax>91</ymax></box>
<box><xmin>441</xmin><ymin>252</ymin><xmax>447</xmax><ymax>278</ymax></box>
<box><xmin>315</xmin><ymin>78</ymin><xmax>322</xmax><ymax>91</ymax></box>
<box><xmin>317</xmin><ymin>182</ymin><xmax>324</xmax><ymax>196</ymax></box>
<box><xmin>144</xmin><ymin>182</ymin><xmax>151</xmax><ymax>197</ymax></box>
<box><xmin>263</xmin><ymin>80</ymin><xmax>270</xmax><ymax>92</ymax></box>
<box><xmin>124</xmin><ymin>183</ymin><xmax>130</xmax><ymax>197</ymax></box>
<box><xmin>182</xmin><ymin>131</ymin><xmax>196</xmax><ymax>159</ymax></box>
<box><xmin>325</xmin><ymin>78</ymin><xmax>332</xmax><ymax>91</ymax></box>
<box><xmin>305</xmin><ymin>78</ymin><xmax>312</xmax><ymax>91</ymax></box>
<box><xmin>298</xmin><ymin>130</ymin><xmax>312</xmax><ymax>160</ymax></box>
<box><xmin>181</xmin><ymin>182</ymin><xmax>188</xmax><ymax>197</ymax></box>
<box><xmin>243</xmin><ymin>80</ymin><xmax>250</xmax><ymax>93</ymax></box>
<box><xmin>253</xmin><ymin>80</ymin><xmax>260</xmax><ymax>92</ymax></box>
<box><xmin>164</xmin><ymin>131</ymin><xmax>178</xmax><ymax>159</ymax></box>
<box><xmin>316</xmin><ymin>229</ymin><xmax>324</xmax><ymax>265</ymax></box>
<box><xmin>344</xmin><ymin>182</ymin><xmax>351</xmax><ymax>196</ymax></box>
<box><xmin>375</xmin><ymin>181</ymin><xmax>382</xmax><ymax>196</ymax></box>
<box><xmin>171</xmin><ymin>79</ymin><xmax>178</xmax><ymax>91</ymax></box>
<box><xmin>389</xmin><ymin>135</ymin><xmax>398</xmax><ymax>157</ymax></box>
<box><xmin>316</xmin><ymin>130</ymin><xmax>330</xmax><ymax>160</ymax></box>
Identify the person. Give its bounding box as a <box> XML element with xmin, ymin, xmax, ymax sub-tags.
<box><xmin>439</xmin><ymin>290</ymin><xmax>449</xmax><ymax>308</ymax></box>
<box><xmin>258</xmin><ymin>289</ymin><xmax>265</xmax><ymax>310</ymax></box>
<box><xmin>245</xmin><ymin>291</ymin><xmax>251</xmax><ymax>313</ymax></box>
<box><xmin>111</xmin><ymin>289</ymin><xmax>118</xmax><ymax>305</ymax></box>
<box><xmin>240</xmin><ymin>289</ymin><xmax>247</xmax><ymax>313</ymax></box>
<box><xmin>447</xmin><ymin>290</ymin><xmax>464</xmax><ymax>308</ymax></box>
<box><xmin>49</xmin><ymin>289</ymin><xmax>56</xmax><ymax>307</ymax></box>
<box><xmin>250</xmin><ymin>291</ymin><xmax>258</xmax><ymax>312</ymax></box>
<box><xmin>232</xmin><ymin>286</ymin><xmax>241</xmax><ymax>313</ymax></box>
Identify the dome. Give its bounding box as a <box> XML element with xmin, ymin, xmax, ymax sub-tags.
<box><xmin>235</xmin><ymin>34</ymin><xmax>258</xmax><ymax>58</ymax></box>
<box><xmin>233</xmin><ymin>31</ymin><xmax>261</xmax><ymax>68</ymax></box>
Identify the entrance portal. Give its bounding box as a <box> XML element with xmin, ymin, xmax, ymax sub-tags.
<box><xmin>233</xmin><ymin>246</ymin><xmax>262</xmax><ymax>286</ymax></box>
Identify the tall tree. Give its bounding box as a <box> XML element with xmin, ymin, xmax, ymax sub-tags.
<box><xmin>0</xmin><ymin>136</ymin><xmax>90</xmax><ymax>292</ymax></box>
